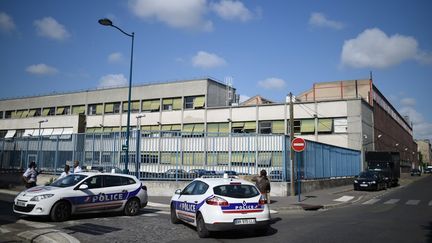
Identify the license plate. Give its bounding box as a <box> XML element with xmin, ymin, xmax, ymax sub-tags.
<box><xmin>16</xmin><ymin>200</ymin><xmax>26</xmax><ymax>207</ymax></box>
<box><xmin>234</xmin><ymin>218</ymin><xmax>256</xmax><ymax>225</ymax></box>
<box><xmin>360</xmin><ymin>184</ymin><xmax>368</xmax><ymax>187</ymax></box>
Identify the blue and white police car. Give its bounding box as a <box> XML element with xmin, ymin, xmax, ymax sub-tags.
<box><xmin>13</xmin><ymin>172</ymin><xmax>148</xmax><ymax>221</ymax></box>
<box><xmin>170</xmin><ymin>175</ymin><xmax>271</xmax><ymax>238</ymax></box>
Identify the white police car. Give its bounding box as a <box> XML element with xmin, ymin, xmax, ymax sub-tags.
<box><xmin>170</xmin><ymin>175</ymin><xmax>271</xmax><ymax>238</ymax></box>
<box><xmin>13</xmin><ymin>172</ymin><xmax>148</xmax><ymax>221</ymax></box>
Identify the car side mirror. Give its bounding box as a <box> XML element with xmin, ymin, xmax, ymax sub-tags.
<box><xmin>175</xmin><ymin>189</ymin><xmax>182</xmax><ymax>195</ymax></box>
<box><xmin>78</xmin><ymin>184</ymin><xmax>88</xmax><ymax>190</ymax></box>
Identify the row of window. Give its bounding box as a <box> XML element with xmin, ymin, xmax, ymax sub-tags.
<box><xmin>85</xmin><ymin>118</ymin><xmax>348</xmax><ymax>135</ymax></box>
<box><xmin>0</xmin><ymin>96</ymin><xmax>205</xmax><ymax>119</ymax></box>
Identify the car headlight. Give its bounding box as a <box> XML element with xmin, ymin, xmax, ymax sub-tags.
<box><xmin>30</xmin><ymin>194</ymin><xmax>54</xmax><ymax>202</ymax></box>
<box><xmin>354</xmin><ymin>180</ymin><xmax>358</xmax><ymax>183</ymax></box>
<box><xmin>371</xmin><ymin>181</ymin><xmax>376</xmax><ymax>184</ymax></box>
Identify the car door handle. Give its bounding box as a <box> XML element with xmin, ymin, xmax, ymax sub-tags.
<box><xmin>194</xmin><ymin>201</ymin><xmax>198</xmax><ymax>203</ymax></box>
<box><xmin>122</xmin><ymin>190</ymin><xmax>128</xmax><ymax>193</ymax></box>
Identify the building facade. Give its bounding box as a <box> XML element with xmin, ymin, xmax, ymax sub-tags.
<box><xmin>416</xmin><ymin>139</ymin><xmax>432</xmax><ymax>166</ymax></box>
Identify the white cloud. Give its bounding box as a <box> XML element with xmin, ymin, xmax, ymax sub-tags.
<box><xmin>128</xmin><ymin>0</ymin><xmax>213</xmax><ymax>32</ymax></box>
<box><xmin>257</xmin><ymin>78</ymin><xmax>286</xmax><ymax>90</ymax></box>
<box><xmin>309</xmin><ymin>12</ymin><xmax>344</xmax><ymax>30</ymax></box>
<box><xmin>211</xmin><ymin>0</ymin><xmax>252</xmax><ymax>22</ymax></box>
<box><xmin>400</xmin><ymin>98</ymin><xmax>416</xmax><ymax>107</ymax></box>
<box><xmin>239</xmin><ymin>94</ymin><xmax>250</xmax><ymax>103</ymax></box>
<box><xmin>192</xmin><ymin>51</ymin><xmax>226</xmax><ymax>68</ymax></box>
<box><xmin>108</xmin><ymin>52</ymin><xmax>124</xmax><ymax>64</ymax></box>
<box><xmin>98</xmin><ymin>74</ymin><xmax>128</xmax><ymax>88</ymax></box>
<box><xmin>341</xmin><ymin>28</ymin><xmax>432</xmax><ymax>68</ymax></box>
<box><xmin>0</xmin><ymin>12</ymin><xmax>15</xmax><ymax>32</ymax></box>
<box><xmin>399</xmin><ymin>106</ymin><xmax>432</xmax><ymax>139</ymax></box>
<box><xmin>34</xmin><ymin>17</ymin><xmax>70</xmax><ymax>40</ymax></box>
<box><xmin>25</xmin><ymin>64</ymin><xmax>58</xmax><ymax>75</ymax></box>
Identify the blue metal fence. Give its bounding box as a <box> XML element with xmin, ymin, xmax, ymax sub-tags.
<box><xmin>0</xmin><ymin>131</ymin><xmax>361</xmax><ymax>181</ymax></box>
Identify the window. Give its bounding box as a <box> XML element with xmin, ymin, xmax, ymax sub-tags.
<box><xmin>0</xmin><ymin>111</ymin><xmax>3</xmax><ymax>119</ymax></box>
<box><xmin>259</xmin><ymin>121</ymin><xmax>272</xmax><ymax>134</ymax></box>
<box><xmin>213</xmin><ymin>185</ymin><xmax>259</xmax><ymax>198</ymax></box>
<box><xmin>300</xmin><ymin>119</ymin><xmax>315</xmax><ymax>133</ymax></box>
<box><xmin>181</xmin><ymin>181</ymin><xmax>197</xmax><ymax>195</ymax></box>
<box><xmin>104</xmin><ymin>175</ymin><xmax>123</xmax><ymax>187</ymax></box>
<box><xmin>5</xmin><ymin>110</ymin><xmax>13</xmax><ymax>119</ymax></box>
<box><xmin>231</xmin><ymin>121</ymin><xmax>256</xmax><ymax>133</ymax></box>
<box><xmin>318</xmin><ymin>118</ymin><xmax>333</xmax><ymax>133</ymax></box>
<box><xmin>123</xmin><ymin>101</ymin><xmax>140</xmax><ymax>113</ymax></box>
<box><xmin>334</xmin><ymin>118</ymin><xmax>347</xmax><ymax>133</ymax></box>
<box><xmin>0</xmin><ymin>130</ymin><xmax>6</xmax><ymax>138</ymax></box>
<box><xmin>88</xmin><ymin>104</ymin><xmax>103</xmax><ymax>115</ymax></box>
<box><xmin>56</xmin><ymin>106</ymin><xmax>70</xmax><ymax>115</ymax></box>
<box><xmin>26</xmin><ymin>108</ymin><xmax>41</xmax><ymax>117</ymax></box>
<box><xmin>105</xmin><ymin>102</ymin><xmax>121</xmax><ymax>114</ymax></box>
<box><xmin>192</xmin><ymin>181</ymin><xmax>209</xmax><ymax>195</ymax></box>
<box><xmin>272</xmin><ymin>121</ymin><xmax>285</xmax><ymax>134</ymax></box>
<box><xmin>293</xmin><ymin>120</ymin><xmax>301</xmax><ymax>134</ymax></box>
<box><xmin>72</xmin><ymin>105</ymin><xmax>85</xmax><ymax>115</ymax></box>
<box><xmin>182</xmin><ymin>123</ymin><xmax>204</xmax><ymax>136</ymax></box>
<box><xmin>83</xmin><ymin>175</ymin><xmax>102</xmax><ymax>189</ymax></box>
<box><xmin>184</xmin><ymin>96</ymin><xmax>205</xmax><ymax>109</ymax></box>
<box><xmin>42</xmin><ymin>107</ymin><xmax>55</xmax><ymax>116</ymax></box>
<box><xmin>162</xmin><ymin>98</ymin><xmax>182</xmax><ymax>111</ymax></box>
<box><xmin>142</xmin><ymin>99</ymin><xmax>160</xmax><ymax>112</ymax></box>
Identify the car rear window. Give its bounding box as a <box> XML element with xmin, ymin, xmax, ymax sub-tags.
<box><xmin>213</xmin><ymin>184</ymin><xmax>260</xmax><ymax>198</ymax></box>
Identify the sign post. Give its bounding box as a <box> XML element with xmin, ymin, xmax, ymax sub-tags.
<box><xmin>291</xmin><ymin>137</ymin><xmax>306</xmax><ymax>202</ymax></box>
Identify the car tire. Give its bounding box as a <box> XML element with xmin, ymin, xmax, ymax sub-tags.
<box><xmin>50</xmin><ymin>201</ymin><xmax>71</xmax><ymax>222</ymax></box>
<box><xmin>124</xmin><ymin>198</ymin><xmax>140</xmax><ymax>216</ymax></box>
<box><xmin>196</xmin><ymin>213</ymin><xmax>210</xmax><ymax>238</ymax></box>
<box><xmin>170</xmin><ymin>204</ymin><xmax>180</xmax><ymax>224</ymax></box>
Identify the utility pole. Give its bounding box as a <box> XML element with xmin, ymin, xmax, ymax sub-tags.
<box><xmin>289</xmin><ymin>92</ymin><xmax>295</xmax><ymax>196</ymax></box>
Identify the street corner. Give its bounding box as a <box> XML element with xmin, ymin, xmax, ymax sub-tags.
<box><xmin>17</xmin><ymin>228</ymin><xmax>80</xmax><ymax>243</ymax></box>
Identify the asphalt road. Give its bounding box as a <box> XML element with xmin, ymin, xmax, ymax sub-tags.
<box><xmin>1</xmin><ymin>175</ymin><xmax>431</xmax><ymax>243</ymax></box>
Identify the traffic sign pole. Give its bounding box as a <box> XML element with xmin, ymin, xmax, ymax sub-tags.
<box><xmin>291</xmin><ymin>137</ymin><xmax>306</xmax><ymax>202</ymax></box>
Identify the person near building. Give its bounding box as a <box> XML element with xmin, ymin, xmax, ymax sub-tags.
<box><xmin>58</xmin><ymin>164</ymin><xmax>70</xmax><ymax>179</ymax></box>
<box><xmin>253</xmin><ymin>169</ymin><xmax>271</xmax><ymax>204</ymax></box>
<box><xmin>72</xmin><ymin>160</ymin><xmax>82</xmax><ymax>173</ymax></box>
<box><xmin>23</xmin><ymin>161</ymin><xmax>39</xmax><ymax>188</ymax></box>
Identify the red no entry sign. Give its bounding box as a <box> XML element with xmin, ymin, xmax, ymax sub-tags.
<box><xmin>292</xmin><ymin>137</ymin><xmax>306</xmax><ymax>152</ymax></box>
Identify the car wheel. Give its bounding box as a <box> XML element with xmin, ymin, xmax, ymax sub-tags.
<box><xmin>124</xmin><ymin>198</ymin><xmax>140</xmax><ymax>216</ymax></box>
<box><xmin>171</xmin><ymin>204</ymin><xmax>180</xmax><ymax>224</ymax></box>
<box><xmin>50</xmin><ymin>201</ymin><xmax>71</xmax><ymax>222</ymax></box>
<box><xmin>196</xmin><ymin>213</ymin><xmax>210</xmax><ymax>238</ymax></box>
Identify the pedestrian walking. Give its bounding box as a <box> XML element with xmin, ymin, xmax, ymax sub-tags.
<box><xmin>253</xmin><ymin>169</ymin><xmax>271</xmax><ymax>204</ymax></box>
<box><xmin>58</xmin><ymin>164</ymin><xmax>70</xmax><ymax>179</ymax></box>
<box><xmin>72</xmin><ymin>160</ymin><xmax>82</xmax><ymax>173</ymax></box>
<box><xmin>23</xmin><ymin>161</ymin><xmax>39</xmax><ymax>188</ymax></box>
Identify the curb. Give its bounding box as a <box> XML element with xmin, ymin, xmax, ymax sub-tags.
<box><xmin>17</xmin><ymin>229</ymin><xmax>80</xmax><ymax>243</ymax></box>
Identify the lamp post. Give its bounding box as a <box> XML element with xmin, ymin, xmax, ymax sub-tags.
<box><xmin>136</xmin><ymin>114</ymin><xmax>145</xmax><ymax>179</ymax></box>
<box><xmin>99</xmin><ymin>18</ymin><xmax>135</xmax><ymax>175</ymax></box>
<box><xmin>37</xmin><ymin>119</ymin><xmax>48</xmax><ymax>168</ymax></box>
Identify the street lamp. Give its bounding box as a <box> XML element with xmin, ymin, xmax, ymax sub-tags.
<box><xmin>99</xmin><ymin>18</ymin><xmax>135</xmax><ymax>175</ymax></box>
<box><xmin>135</xmin><ymin>114</ymin><xmax>145</xmax><ymax>179</ymax></box>
<box><xmin>37</xmin><ymin>119</ymin><xmax>48</xmax><ymax>168</ymax></box>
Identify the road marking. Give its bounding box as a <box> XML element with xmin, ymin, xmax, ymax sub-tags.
<box><xmin>362</xmin><ymin>199</ymin><xmax>380</xmax><ymax>205</ymax></box>
<box><xmin>141</xmin><ymin>213</ymin><xmax>159</xmax><ymax>217</ymax></box>
<box><xmin>383</xmin><ymin>199</ymin><xmax>400</xmax><ymax>204</ymax></box>
<box><xmin>0</xmin><ymin>226</ymin><xmax>11</xmax><ymax>233</ymax></box>
<box><xmin>429</xmin><ymin>201</ymin><xmax>432</xmax><ymax>206</ymax></box>
<box><xmin>16</xmin><ymin>219</ymin><xmax>54</xmax><ymax>229</ymax></box>
<box><xmin>147</xmin><ymin>202</ymin><xmax>170</xmax><ymax>208</ymax></box>
<box><xmin>406</xmin><ymin>200</ymin><xmax>420</xmax><ymax>205</ymax></box>
<box><xmin>334</xmin><ymin>196</ymin><xmax>354</xmax><ymax>202</ymax></box>
<box><xmin>270</xmin><ymin>210</ymin><xmax>278</xmax><ymax>214</ymax></box>
<box><xmin>156</xmin><ymin>211</ymin><xmax>170</xmax><ymax>215</ymax></box>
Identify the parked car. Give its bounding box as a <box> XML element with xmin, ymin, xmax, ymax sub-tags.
<box><xmin>170</xmin><ymin>177</ymin><xmax>270</xmax><ymax>238</ymax></box>
<box><xmin>353</xmin><ymin>171</ymin><xmax>387</xmax><ymax>191</ymax></box>
<box><xmin>189</xmin><ymin>169</ymin><xmax>207</xmax><ymax>178</ymax></box>
<box><xmin>410</xmin><ymin>168</ymin><xmax>421</xmax><ymax>176</ymax></box>
<box><xmin>14</xmin><ymin>172</ymin><xmax>148</xmax><ymax>221</ymax></box>
<box><xmin>165</xmin><ymin>169</ymin><xmax>189</xmax><ymax>179</ymax></box>
<box><xmin>83</xmin><ymin>165</ymin><xmax>123</xmax><ymax>174</ymax></box>
<box><xmin>424</xmin><ymin>167</ymin><xmax>432</xmax><ymax>174</ymax></box>
<box><xmin>222</xmin><ymin>170</ymin><xmax>238</xmax><ymax>176</ymax></box>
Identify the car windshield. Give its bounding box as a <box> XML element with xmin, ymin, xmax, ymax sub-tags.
<box><xmin>50</xmin><ymin>174</ymin><xmax>88</xmax><ymax>188</ymax></box>
<box><xmin>358</xmin><ymin>171</ymin><xmax>376</xmax><ymax>179</ymax></box>
<box><xmin>213</xmin><ymin>184</ymin><xmax>260</xmax><ymax>198</ymax></box>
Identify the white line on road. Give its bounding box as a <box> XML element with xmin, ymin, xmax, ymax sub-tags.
<box><xmin>384</xmin><ymin>199</ymin><xmax>400</xmax><ymax>204</ymax></box>
<box><xmin>141</xmin><ymin>213</ymin><xmax>159</xmax><ymax>217</ymax></box>
<box><xmin>0</xmin><ymin>226</ymin><xmax>11</xmax><ymax>233</ymax></box>
<box><xmin>16</xmin><ymin>219</ymin><xmax>54</xmax><ymax>229</ymax></box>
<box><xmin>406</xmin><ymin>200</ymin><xmax>420</xmax><ymax>205</ymax></box>
<box><xmin>156</xmin><ymin>211</ymin><xmax>170</xmax><ymax>215</ymax></box>
<box><xmin>147</xmin><ymin>202</ymin><xmax>170</xmax><ymax>208</ymax></box>
<box><xmin>362</xmin><ymin>199</ymin><xmax>380</xmax><ymax>205</ymax></box>
<box><xmin>334</xmin><ymin>196</ymin><xmax>354</xmax><ymax>202</ymax></box>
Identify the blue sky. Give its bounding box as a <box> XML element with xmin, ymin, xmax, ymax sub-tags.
<box><xmin>0</xmin><ymin>0</ymin><xmax>431</xmax><ymax>140</ymax></box>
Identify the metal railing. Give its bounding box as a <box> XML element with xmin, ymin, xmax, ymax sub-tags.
<box><xmin>0</xmin><ymin>130</ymin><xmax>361</xmax><ymax>182</ymax></box>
